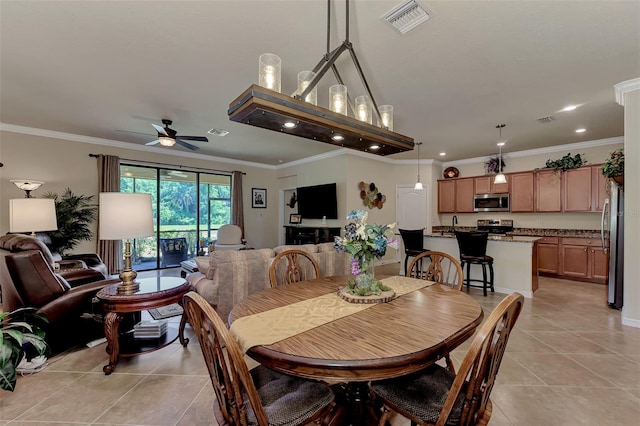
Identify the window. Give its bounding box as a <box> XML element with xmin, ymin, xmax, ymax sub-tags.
<box><xmin>120</xmin><ymin>164</ymin><xmax>231</xmax><ymax>270</ymax></box>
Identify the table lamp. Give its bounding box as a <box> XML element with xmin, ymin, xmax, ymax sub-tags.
<box><xmin>9</xmin><ymin>198</ymin><xmax>58</xmax><ymax>236</ymax></box>
<box><xmin>99</xmin><ymin>192</ymin><xmax>154</xmax><ymax>294</ymax></box>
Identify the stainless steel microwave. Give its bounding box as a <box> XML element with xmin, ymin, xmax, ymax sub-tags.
<box><xmin>473</xmin><ymin>193</ymin><xmax>510</xmax><ymax>212</ymax></box>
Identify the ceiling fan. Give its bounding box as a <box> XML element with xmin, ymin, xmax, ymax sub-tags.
<box><xmin>145</xmin><ymin>119</ymin><xmax>208</xmax><ymax>151</ymax></box>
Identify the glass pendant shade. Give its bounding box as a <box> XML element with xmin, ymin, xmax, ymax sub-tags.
<box><xmin>414</xmin><ymin>142</ymin><xmax>423</xmax><ymax>190</ymax></box>
<box><xmin>355</xmin><ymin>95</ymin><xmax>373</xmax><ymax>124</ymax></box>
<box><xmin>494</xmin><ymin>173</ymin><xmax>507</xmax><ymax>184</ymax></box>
<box><xmin>378</xmin><ymin>105</ymin><xmax>393</xmax><ymax>131</ymax></box>
<box><xmin>297</xmin><ymin>71</ymin><xmax>317</xmax><ymax>105</ymax></box>
<box><xmin>329</xmin><ymin>84</ymin><xmax>348</xmax><ymax>115</ymax></box>
<box><xmin>258</xmin><ymin>53</ymin><xmax>281</xmax><ymax>92</ymax></box>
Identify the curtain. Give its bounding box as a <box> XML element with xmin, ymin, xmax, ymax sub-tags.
<box><xmin>96</xmin><ymin>154</ymin><xmax>121</xmax><ymax>274</ymax></box>
<box><xmin>231</xmin><ymin>171</ymin><xmax>245</xmax><ymax>239</ymax></box>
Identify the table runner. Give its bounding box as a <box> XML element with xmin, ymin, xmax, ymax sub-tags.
<box><xmin>230</xmin><ymin>276</ymin><xmax>434</xmax><ymax>353</ymax></box>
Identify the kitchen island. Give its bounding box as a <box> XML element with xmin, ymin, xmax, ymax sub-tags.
<box><xmin>424</xmin><ymin>233</ymin><xmax>541</xmax><ymax>298</ymax></box>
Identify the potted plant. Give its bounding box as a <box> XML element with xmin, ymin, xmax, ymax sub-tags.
<box><xmin>43</xmin><ymin>188</ymin><xmax>98</xmax><ymax>256</ymax></box>
<box><xmin>485</xmin><ymin>155</ymin><xmax>505</xmax><ymax>175</ymax></box>
<box><xmin>544</xmin><ymin>153</ymin><xmax>587</xmax><ymax>174</ymax></box>
<box><xmin>1</xmin><ymin>308</ymin><xmax>48</xmax><ymax>392</ymax></box>
<box><xmin>601</xmin><ymin>149</ymin><xmax>624</xmax><ymax>189</ymax></box>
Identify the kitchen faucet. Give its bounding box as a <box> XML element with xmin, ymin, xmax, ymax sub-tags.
<box><xmin>450</xmin><ymin>215</ymin><xmax>458</xmax><ymax>233</ymax></box>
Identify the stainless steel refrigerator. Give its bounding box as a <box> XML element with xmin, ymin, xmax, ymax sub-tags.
<box><xmin>602</xmin><ymin>182</ymin><xmax>624</xmax><ymax>309</ymax></box>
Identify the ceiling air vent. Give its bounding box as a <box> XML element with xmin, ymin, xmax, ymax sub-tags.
<box><xmin>381</xmin><ymin>0</ymin><xmax>432</xmax><ymax>35</ymax></box>
<box><xmin>207</xmin><ymin>128</ymin><xmax>229</xmax><ymax>137</ymax></box>
<box><xmin>537</xmin><ymin>115</ymin><xmax>555</xmax><ymax>123</ymax></box>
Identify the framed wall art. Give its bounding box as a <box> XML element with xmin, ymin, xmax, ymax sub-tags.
<box><xmin>289</xmin><ymin>213</ymin><xmax>302</xmax><ymax>224</ymax></box>
<box><xmin>252</xmin><ymin>188</ymin><xmax>267</xmax><ymax>208</ymax></box>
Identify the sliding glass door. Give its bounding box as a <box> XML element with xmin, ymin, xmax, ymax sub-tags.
<box><xmin>120</xmin><ymin>164</ymin><xmax>231</xmax><ymax>271</ymax></box>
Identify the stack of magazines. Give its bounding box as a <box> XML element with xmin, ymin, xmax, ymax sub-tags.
<box><xmin>133</xmin><ymin>319</ymin><xmax>168</xmax><ymax>339</ymax></box>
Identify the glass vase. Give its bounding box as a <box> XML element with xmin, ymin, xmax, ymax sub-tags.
<box><xmin>354</xmin><ymin>257</ymin><xmax>375</xmax><ymax>291</ymax></box>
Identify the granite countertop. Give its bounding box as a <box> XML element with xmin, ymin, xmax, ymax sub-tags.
<box><xmin>425</xmin><ymin>233</ymin><xmax>541</xmax><ymax>243</ymax></box>
<box><xmin>430</xmin><ymin>227</ymin><xmax>601</xmax><ymax>239</ymax></box>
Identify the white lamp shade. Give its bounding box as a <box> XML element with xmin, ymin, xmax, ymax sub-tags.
<box><xmin>414</xmin><ymin>181</ymin><xmax>424</xmax><ymax>190</ymax></box>
<box><xmin>494</xmin><ymin>173</ymin><xmax>507</xmax><ymax>184</ymax></box>
<box><xmin>99</xmin><ymin>192</ymin><xmax>154</xmax><ymax>240</ymax></box>
<box><xmin>9</xmin><ymin>198</ymin><xmax>58</xmax><ymax>233</ymax></box>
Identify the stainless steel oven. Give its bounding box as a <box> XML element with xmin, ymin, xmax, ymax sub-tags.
<box><xmin>473</xmin><ymin>193</ymin><xmax>510</xmax><ymax>212</ymax></box>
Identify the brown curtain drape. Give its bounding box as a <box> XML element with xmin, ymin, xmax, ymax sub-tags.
<box><xmin>231</xmin><ymin>171</ymin><xmax>245</xmax><ymax>239</ymax></box>
<box><xmin>96</xmin><ymin>154</ymin><xmax>121</xmax><ymax>274</ymax></box>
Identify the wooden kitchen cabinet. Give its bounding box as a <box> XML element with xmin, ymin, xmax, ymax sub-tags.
<box><xmin>455</xmin><ymin>178</ymin><xmax>475</xmax><ymax>213</ymax></box>
<box><xmin>438</xmin><ymin>180</ymin><xmax>456</xmax><ymax>213</ymax></box>
<box><xmin>438</xmin><ymin>178</ymin><xmax>475</xmax><ymax>213</ymax></box>
<box><xmin>474</xmin><ymin>176</ymin><xmax>509</xmax><ymax>194</ymax></box>
<box><xmin>510</xmin><ymin>172</ymin><xmax>534</xmax><ymax>212</ymax></box>
<box><xmin>591</xmin><ymin>165</ymin><xmax>609</xmax><ymax>212</ymax></box>
<box><xmin>563</xmin><ymin>167</ymin><xmax>592</xmax><ymax>212</ymax></box>
<box><xmin>537</xmin><ymin>236</ymin><xmax>559</xmax><ymax>274</ymax></box>
<box><xmin>535</xmin><ymin>170</ymin><xmax>562</xmax><ymax>212</ymax></box>
<box><xmin>560</xmin><ymin>237</ymin><xmax>608</xmax><ymax>284</ymax></box>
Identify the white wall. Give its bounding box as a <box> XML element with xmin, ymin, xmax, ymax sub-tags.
<box><xmin>1</xmin><ymin>131</ymin><xmax>280</xmax><ymax>252</ymax></box>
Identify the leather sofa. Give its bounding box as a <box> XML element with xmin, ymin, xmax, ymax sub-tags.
<box><xmin>0</xmin><ymin>234</ymin><xmax>119</xmax><ymax>353</ymax></box>
<box><xmin>187</xmin><ymin>243</ymin><xmax>351</xmax><ymax>323</ymax></box>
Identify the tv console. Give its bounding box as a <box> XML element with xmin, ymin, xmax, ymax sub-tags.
<box><xmin>284</xmin><ymin>226</ymin><xmax>341</xmax><ymax>245</ymax></box>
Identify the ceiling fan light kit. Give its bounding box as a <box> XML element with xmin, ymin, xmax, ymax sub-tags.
<box><xmin>228</xmin><ymin>0</ymin><xmax>414</xmax><ymax>156</ymax></box>
<box><xmin>145</xmin><ymin>119</ymin><xmax>209</xmax><ymax>151</ymax></box>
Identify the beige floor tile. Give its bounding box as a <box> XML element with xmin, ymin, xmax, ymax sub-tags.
<box><xmin>94</xmin><ymin>375</ymin><xmax>209</xmax><ymax>424</ymax></box>
<box><xmin>47</xmin><ymin>343</ymin><xmax>111</xmax><ymax>372</ymax></box>
<box><xmin>491</xmin><ymin>385</ymin><xmax>581</xmax><ymax>425</ymax></box>
<box><xmin>89</xmin><ymin>342</ymin><xmax>182</xmax><ymax>374</ymax></box>
<box><xmin>510</xmin><ymin>314</ymin><xmax>565</xmax><ymax>331</ymax></box>
<box><xmin>16</xmin><ymin>372</ymin><xmax>144</xmax><ymax>423</ymax></box>
<box><xmin>153</xmin><ymin>343</ymin><xmax>209</xmax><ymax>376</ymax></box>
<box><xmin>503</xmin><ymin>331</ymin><xmax>557</xmax><ymax>353</ymax></box>
<box><xmin>576</xmin><ymin>331</ymin><xmax>640</xmax><ymax>356</ymax></box>
<box><xmin>485</xmin><ymin>404</ymin><xmax>513</xmax><ymax>426</ymax></box>
<box><xmin>175</xmin><ymin>384</ymin><xmax>218</xmax><ymax>425</ymax></box>
<box><xmin>625</xmin><ymin>388</ymin><xmax>640</xmax><ymax>399</ymax></box>
<box><xmin>494</xmin><ymin>354</ymin><xmax>545</xmax><ymax>386</ymax></box>
<box><xmin>526</xmin><ymin>330</ymin><xmax>614</xmax><ymax>354</ymax></box>
<box><xmin>548</xmin><ymin>386</ymin><xmax>640</xmax><ymax>425</ymax></box>
<box><xmin>0</xmin><ymin>372</ymin><xmax>84</xmax><ymax>421</ymax></box>
<box><xmin>508</xmin><ymin>353</ymin><xmax>617</xmax><ymax>386</ymax></box>
<box><xmin>568</xmin><ymin>353</ymin><xmax>640</xmax><ymax>388</ymax></box>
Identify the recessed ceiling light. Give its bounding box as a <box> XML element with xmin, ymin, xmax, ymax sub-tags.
<box><xmin>332</xmin><ymin>135</ymin><xmax>344</xmax><ymax>141</ymax></box>
<box><xmin>439</xmin><ymin>152</ymin><xmax>446</xmax><ymax>156</ymax></box>
<box><xmin>562</xmin><ymin>105</ymin><xmax>578</xmax><ymax>112</ymax></box>
<box><xmin>497</xmin><ymin>142</ymin><xmax>505</xmax><ymax>146</ymax></box>
<box><xmin>370</xmin><ymin>144</ymin><xmax>380</xmax><ymax>150</ymax></box>
<box><xmin>283</xmin><ymin>121</ymin><xmax>297</xmax><ymax>129</ymax></box>
<box><xmin>575</xmin><ymin>128</ymin><xmax>586</xmax><ymax>133</ymax></box>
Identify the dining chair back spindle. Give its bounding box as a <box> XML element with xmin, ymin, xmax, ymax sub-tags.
<box><xmin>371</xmin><ymin>292</ymin><xmax>524</xmax><ymax>426</ymax></box>
<box><xmin>406</xmin><ymin>251</ymin><xmax>464</xmax><ymax>291</ymax></box>
<box><xmin>269</xmin><ymin>249</ymin><xmax>320</xmax><ymax>288</ymax></box>
<box><xmin>182</xmin><ymin>291</ymin><xmax>334</xmax><ymax>426</ymax></box>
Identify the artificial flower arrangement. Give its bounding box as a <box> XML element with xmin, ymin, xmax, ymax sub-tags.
<box><xmin>334</xmin><ymin>210</ymin><xmax>398</xmax><ymax>296</ymax></box>
<box><xmin>485</xmin><ymin>155</ymin><xmax>506</xmax><ymax>174</ymax></box>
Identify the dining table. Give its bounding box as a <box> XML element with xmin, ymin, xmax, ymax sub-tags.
<box><xmin>228</xmin><ymin>274</ymin><xmax>484</xmax><ymax>426</ymax></box>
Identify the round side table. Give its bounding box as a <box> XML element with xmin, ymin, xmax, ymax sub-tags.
<box><xmin>97</xmin><ymin>276</ymin><xmax>192</xmax><ymax>375</ymax></box>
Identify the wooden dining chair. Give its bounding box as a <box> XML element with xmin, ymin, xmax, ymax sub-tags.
<box><xmin>269</xmin><ymin>249</ymin><xmax>320</xmax><ymax>288</ymax></box>
<box><xmin>182</xmin><ymin>291</ymin><xmax>335</xmax><ymax>426</ymax></box>
<box><xmin>406</xmin><ymin>251</ymin><xmax>464</xmax><ymax>291</ymax></box>
<box><xmin>371</xmin><ymin>292</ymin><xmax>524</xmax><ymax>426</ymax></box>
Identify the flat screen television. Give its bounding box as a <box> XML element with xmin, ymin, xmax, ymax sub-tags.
<box><xmin>296</xmin><ymin>183</ymin><xmax>338</xmax><ymax>219</ymax></box>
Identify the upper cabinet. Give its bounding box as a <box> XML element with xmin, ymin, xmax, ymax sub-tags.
<box><xmin>438</xmin><ymin>178</ymin><xmax>475</xmax><ymax>213</ymax></box>
<box><xmin>563</xmin><ymin>167</ymin><xmax>592</xmax><ymax>212</ymax></box>
<box><xmin>437</xmin><ymin>164</ymin><xmax>608</xmax><ymax>214</ymax></box>
<box><xmin>474</xmin><ymin>176</ymin><xmax>509</xmax><ymax>194</ymax></box>
<box><xmin>510</xmin><ymin>172</ymin><xmax>535</xmax><ymax>212</ymax></box>
<box><xmin>536</xmin><ymin>170</ymin><xmax>562</xmax><ymax>212</ymax></box>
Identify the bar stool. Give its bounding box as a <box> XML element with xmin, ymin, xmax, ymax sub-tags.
<box><xmin>454</xmin><ymin>230</ymin><xmax>494</xmax><ymax>296</ymax></box>
<box><xmin>399</xmin><ymin>229</ymin><xmax>429</xmax><ymax>274</ymax></box>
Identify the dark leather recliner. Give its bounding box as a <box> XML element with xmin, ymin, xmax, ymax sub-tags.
<box><xmin>31</xmin><ymin>232</ymin><xmax>110</xmax><ymax>278</ymax></box>
<box><xmin>0</xmin><ymin>234</ymin><xmax>119</xmax><ymax>352</ymax></box>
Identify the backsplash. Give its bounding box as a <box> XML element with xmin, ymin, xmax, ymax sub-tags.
<box><xmin>431</xmin><ymin>226</ymin><xmax>601</xmax><ymax>239</ymax></box>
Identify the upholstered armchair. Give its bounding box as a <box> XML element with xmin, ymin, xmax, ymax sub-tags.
<box><xmin>0</xmin><ymin>234</ymin><xmax>119</xmax><ymax>352</ymax></box>
<box><xmin>213</xmin><ymin>224</ymin><xmax>245</xmax><ymax>251</ymax></box>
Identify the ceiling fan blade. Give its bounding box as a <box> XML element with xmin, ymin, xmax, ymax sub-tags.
<box><xmin>145</xmin><ymin>140</ymin><xmax>160</xmax><ymax>146</ymax></box>
<box><xmin>176</xmin><ymin>135</ymin><xmax>209</xmax><ymax>143</ymax></box>
<box><xmin>152</xmin><ymin>123</ymin><xmax>169</xmax><ymax>136</ymax></box>
<box><xmin>117</xmin><ymin>129</ymin><xmax>155</xmax><ymax>136</ymax></box>
<box><xmin>176</xmin><ymin>139</ymin><xmax>199</xmax><ymax>151</ymax></box>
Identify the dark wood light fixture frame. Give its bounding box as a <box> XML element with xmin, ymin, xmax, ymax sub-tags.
<box><xmin>228</xmin><ymin>0</ymin><xmax>415</xmax><ymax>156</ymax></box>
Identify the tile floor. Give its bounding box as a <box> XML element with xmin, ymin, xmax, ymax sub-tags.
<box><xmin>1</xmin><ymin>264</ymin><xmax>639</xmax><ymax>425</ymax></box>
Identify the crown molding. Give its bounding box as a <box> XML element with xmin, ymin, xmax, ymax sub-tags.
<box><xmin>0</xmin><ymin>123</ymin><xmax>277</xmax><ymax>170</ymax></box>
<box><xmin>441</xmin><ymin>136</ymin><xmax>624</xmax><ymax>167</ymax></box>
<box><xmin>614</xmin><ymin>77</ymin><xmax>640</xmax><ymax>106</ymax></box>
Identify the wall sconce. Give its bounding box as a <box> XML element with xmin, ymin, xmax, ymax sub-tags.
<box><xmin>11</xmin><ymin>180</ymin><xmax>44</xmax><ymax>198</ymax></box>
